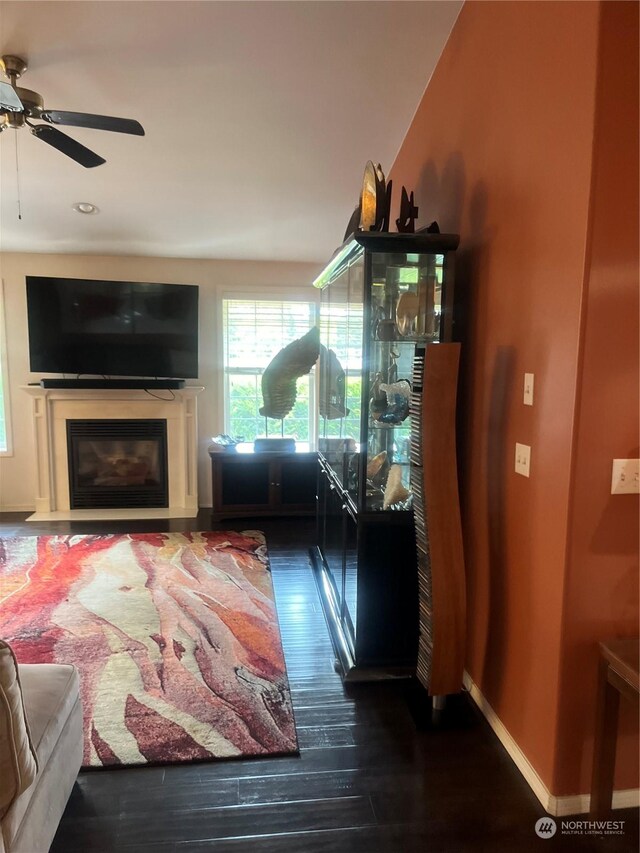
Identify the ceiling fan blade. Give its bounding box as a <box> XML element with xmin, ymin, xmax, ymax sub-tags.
<box><xmin>0</xmin><ymin>80</ymin><xmax>23</xmax><ymax>111</ymax></box>
<box><xmin>31</xmin><ymin>125</ymin><xmax>106</xmax><ymax>168</ymax></box>
<box><xmin>42</xmin><ymin>110</ymin><xmax>144</xmax><ymax>136</ymax></box>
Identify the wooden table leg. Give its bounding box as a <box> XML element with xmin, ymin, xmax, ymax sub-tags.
<box><xmin>590</xmin><ymin>656</ymin><xmax>620</xmax><ymax>817</ymax></box>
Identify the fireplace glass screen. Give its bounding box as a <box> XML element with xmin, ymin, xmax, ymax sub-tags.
<box><xmin>67</xmin><ymin>420</ymin><xmax>168</xmax><ymax>508</ymax></box>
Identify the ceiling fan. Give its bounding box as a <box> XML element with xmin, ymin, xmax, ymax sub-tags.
<box><xmin>0</xmin><ymin>54</ymin><xmax>144</xmax><ymax>168</ymax></box>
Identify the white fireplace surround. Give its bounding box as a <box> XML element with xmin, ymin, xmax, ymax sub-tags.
<box><xmin>22</xmin><ymin>386</ymin><xmax>203</xmax><ymax>521</ymax></box>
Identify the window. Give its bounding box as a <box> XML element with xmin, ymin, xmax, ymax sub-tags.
<box><xmin>0</xmin><ymin>281</ymin><xmax>12</xmax><ymax>455</ymax></box>
<box><xmin>223</xmin><ymin>299</ymin><xmax>318</xmax><ymax>444</ymax></box>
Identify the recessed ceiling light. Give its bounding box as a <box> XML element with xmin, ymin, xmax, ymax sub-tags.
<box><xmin>72</xmin><ymin>202</ymin><xmax>99</xmax><ymax>215</ymax></box>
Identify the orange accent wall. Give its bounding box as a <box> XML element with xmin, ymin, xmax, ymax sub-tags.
<box><xmin>555</xmin><ymin>0</ymin><xmax>639</xmax><ymax>796</ymax></box>
<box><xmin>389</xmin><ymin>0</ymin><xmax>638</xmax><ymax>797</ymax></box>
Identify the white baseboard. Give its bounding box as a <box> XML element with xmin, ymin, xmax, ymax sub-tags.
<box><xmin>550</xmin><ymin>788</ymin><xmax>640</xmax><ymax>817</ymax></box>
<box><xmin>463</xmin><ymin>671</ymin><xmax>640</xmax><ymax>816</ymax></box>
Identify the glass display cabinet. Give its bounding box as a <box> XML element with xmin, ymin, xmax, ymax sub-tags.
<box><xmin>311</xmin><ymin>231</ymin><xmax>459</xmax><ymax>679</ymax></box>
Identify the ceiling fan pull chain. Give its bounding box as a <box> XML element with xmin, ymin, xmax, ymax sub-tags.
<box><xmin>14</xmin><ymin>128</ymin><xmax>22</xmax><ymax>220</ymax></box>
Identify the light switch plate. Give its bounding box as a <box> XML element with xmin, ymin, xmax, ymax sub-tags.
<box><xmin>524</xmin><ymin>373</ymin><xmax>534</xmax><ymax>406</ymax></box>
<box><xmin>611</xmin><ymin>459</ymin><xmax>640</xmax><ymax>494</ymax></box>
<box><xmin>515</xmin><ymin>443</ymin><xmax>531</xmax><ymax>477</ymax></box>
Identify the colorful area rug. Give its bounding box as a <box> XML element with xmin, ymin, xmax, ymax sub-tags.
<box><xmin>0</xmin><ymin>531</ymin><xmax>297</xmax><ymax>767</ymax></box>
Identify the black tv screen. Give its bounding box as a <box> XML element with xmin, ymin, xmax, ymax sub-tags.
<box><xmin>26</xmin><ymin>277</ymin><xmax>199</xmax><ymax>378</ymax></box>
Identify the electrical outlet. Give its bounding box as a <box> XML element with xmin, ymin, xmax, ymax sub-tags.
<box><xmin>611</xmin><ymin>459</ymin><xmax>640</xmax><ymax>494</ymax></box>
<box><xmin>524</xmin><ymin>373</ymin><xmax>534</xmax><ymax>406</ymax></box>
<box><xmin>515</xmin><ymin>443</ymin><xmax>531</xmax><ymax>477</ymax></box>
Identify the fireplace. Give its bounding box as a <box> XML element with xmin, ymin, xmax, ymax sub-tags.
<box><xmin>67</xmin><ymin>420</ymin><xmax>168</xmax><ymax>509</ymax></box>
<box><xmin>23</xmin><ymin>385</ymin><xmax>202</xmax><ymax>520</ymax></box>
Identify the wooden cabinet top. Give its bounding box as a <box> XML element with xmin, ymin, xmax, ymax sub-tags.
<box><xmin>209</xmin><ymin>445</ymin><xmax>318</xmax><ymax>462</ymax></box>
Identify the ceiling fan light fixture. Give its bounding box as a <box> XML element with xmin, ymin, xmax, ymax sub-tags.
<box><xmin>1</xmin><ymin>54</ymin><xmax>144</xmax><ymax>167</ymax></box>
<box><xmin>73</xmin><ymin>202</ymin><xmax>99</xmax><ymax>215</ymax></box>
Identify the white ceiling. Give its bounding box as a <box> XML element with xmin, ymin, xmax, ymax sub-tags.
<box><xmin>0</xmin><ymin>1</ymin><xmax>461</xmax><ymax>262</ymax></box>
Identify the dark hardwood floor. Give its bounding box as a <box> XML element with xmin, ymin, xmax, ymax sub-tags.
<box><xmin>1</xmin><ymin>512</ymin><xmax>637</xmax><ymax>852</ymax></box>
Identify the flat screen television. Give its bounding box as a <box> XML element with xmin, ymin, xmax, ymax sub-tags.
<box><xmin>26</xmin><ymin>277</ymin><xmax>199</xmax><ymax>378</ymax></box>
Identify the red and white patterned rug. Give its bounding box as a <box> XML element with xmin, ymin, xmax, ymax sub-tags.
<box><xmin>0</xmin><ymin>531</ymin><xmax>297</xmax><ymax>767</ymax></box>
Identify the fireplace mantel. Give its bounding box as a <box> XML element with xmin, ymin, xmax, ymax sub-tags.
<box><xmin>22</xmin><ymin>386</ymin><xmax>204</xmax><ymax>521</ymax></box>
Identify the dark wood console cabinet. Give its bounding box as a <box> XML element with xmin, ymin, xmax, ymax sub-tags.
<box><xmin>210</xmin><ymin>448</ymin><xmax>317</xmax><ymax>521</ymax></box>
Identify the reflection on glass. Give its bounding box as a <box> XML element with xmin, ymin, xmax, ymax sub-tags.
<box><xmin>343</xmin><ymin>513</ymin><xmax>358</xmax><ymax>641</ymax></box>
<box><xmin>318</xmin><ymin>255</ymin><xmax>364</xmax><ymax>488</ymax></box>
<box><xmin>318</xmin><ymin>345</ymin><xmax>349</xmax><ymax>419</ymax></box>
